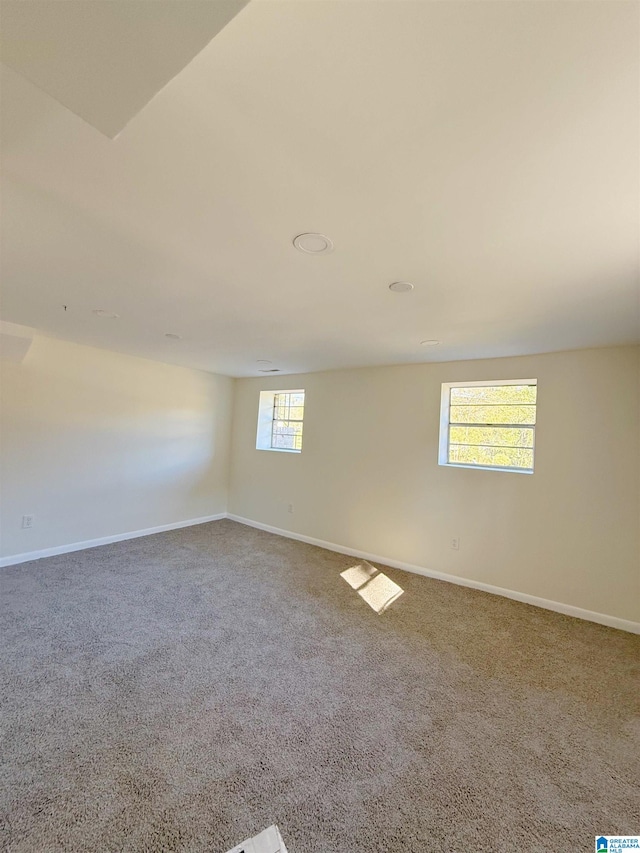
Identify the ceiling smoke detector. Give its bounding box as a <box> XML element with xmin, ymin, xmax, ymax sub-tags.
<box><xmin>388</xmin><ymin>281</ymin><xmax>414</xmax><ymax>293</ymax></box>
<box><xmin>293</xmin><ymin>233</ymin><xmax>334</xmax><ymax>254</ymax></box>
<box><xmin>259</xmin><ymin>368</ymin><xmax>280</xmax><ymax>373</ymax></box>
<box><xmin>92</xmin><ymin>309</ymin><xmax>120</xmax><ymax>318</ymax></box>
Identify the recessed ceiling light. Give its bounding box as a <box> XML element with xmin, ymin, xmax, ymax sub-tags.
<box><xmin>389</xmin><ymin>281</ymin><xmax>414</xmax><ymax>293</ymax></box>
<box><xmin>256</xmin><ymin>359</ymin><xmax>272</xmax><ymax>365</ymax></box>
<box><xmin>293</xmin><ymin>233</ymin><xmax>334</xmax><ymax>254</ymax></box>
<box><xmin>420</xmin><ymin>339</ymin><xmax>440</xmax><ymax>346</ymax></box>
<box><xmin>259</xmin><ymin>368</ymin><xmax>280</xmax><ymax>373</ymax></box>
<box><xmin>92</xmin><ymin>309</ymin><xmax>120</xmax><ymax>318</ymax></box>
<box><xmin>165</xmin><ymin>333</ymin><xmax>182</xmax><ymax>340</ymax></box>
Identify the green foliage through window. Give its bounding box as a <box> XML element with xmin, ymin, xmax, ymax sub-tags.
<box><xmin>271</xmin><ymin>392</ymin><xmax>304</xmax><ymax>451</ymax></box>
<box><xmin>445</xmin><ymin>383</ymin><xmax>537</xmax><ymax>471</ymax></box>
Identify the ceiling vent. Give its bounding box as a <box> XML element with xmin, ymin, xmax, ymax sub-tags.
<box><xmin>293</xmin><ymin>233</ymin><xmax>333</xmax><ymax>254</ymax></box>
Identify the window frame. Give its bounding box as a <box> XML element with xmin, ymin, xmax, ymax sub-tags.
<box><xmin>438</xmin><ymin>378</ymin><xmax>537</xmax><ymax>474</ymax></box>
<box><xmin>256</xmin><ymin>389</ymin><xmax>305</xmax><ymax>453</ymax></box>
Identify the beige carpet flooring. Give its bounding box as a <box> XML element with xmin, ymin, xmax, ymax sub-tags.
<box><xmin>1</xmin><ymin>519</ymin><xmax>638</xmax><ymax>852</ymax></box>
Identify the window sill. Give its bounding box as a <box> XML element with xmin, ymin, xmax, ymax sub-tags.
<box><xmin>256</xmin><ymin>446</ymin><xmax>301</xmax><ymax>454</ymax></box>
<box><xmin>439</xmin><ymin>462</ymin><xmax>533</xmax><ymax>474</ymax></box>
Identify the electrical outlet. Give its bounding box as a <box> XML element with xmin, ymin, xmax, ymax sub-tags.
<box><xmin>451</xmin><ymin>537</ymin><xmax>460</xmax><ymax>550</ymax></box>
<box><xmin>287</xmin><ymin>503</ymin><xmax>294</xmax><ymax>514</ymax></box>
<box><xmin>22</xmin><ymin>515</ymin><xmax>34</xmax><ymax>529</ymax></box>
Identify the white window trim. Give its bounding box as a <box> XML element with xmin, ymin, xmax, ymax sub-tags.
<box><xmin>256</xmin><ymin>389</ymin><xmax>305</xmax><ymax>453</ymax></box>
<box><xmin>438</xmin><ymin>378</ymin><xmax>537</xmax><ymax>474</ymax></box>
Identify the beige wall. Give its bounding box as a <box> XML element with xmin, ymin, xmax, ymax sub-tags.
<box><xmin>0</xmin><ymin>336</ymin><xmax>233</xmax><ymax>558</ymax></box>
<box><xmin>2</xmin><ymin>339</ymin><xmax>637</xmax><ymax>624</ymax></box>
<box><xmin>228</xmin><ymin>347</ymin><xmax>640</xmax><ymax>623</ymax></box>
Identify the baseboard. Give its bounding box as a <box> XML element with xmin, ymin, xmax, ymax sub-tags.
<box><xmin>4</xmin><ymin>510</ymin><xmax>637</xmax><ymax>634</ymax></box>
<box><xmin>226</xmin><ymin>514</ymin><xmax>640</xmax><ymax>635</ymax></box>
<box><xmin>0</xmin><ymin>513</ymin><xmax>227</xmax><ymax>568</ymax></box>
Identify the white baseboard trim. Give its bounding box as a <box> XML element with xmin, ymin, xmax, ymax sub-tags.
<box><xmin>227</xmin><ymin>514</ymin><xmax>640</xmax><ymax>635</ymax></box>
<box><xmin>0</xmin><ymin>513</ymin><xmax>227</xmax><ymax>568</ymax></box>
<box><xmin>3</xmin><ymin>511</ymin><xmax>637</xmax><ymax>634</ymax></box>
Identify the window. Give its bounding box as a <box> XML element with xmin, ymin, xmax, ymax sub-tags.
<box><xmin>256</xmin><ymin>390</ymin><xmax>305</xmax><ymax>453</ymax></box>
<box><xmin>439</xmin><ymin>379</ymin><xmax>537</xmax><ymax>473</ymax></box>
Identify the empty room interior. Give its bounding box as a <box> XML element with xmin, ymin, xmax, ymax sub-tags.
<box><xmin>0</xmin><ymin>1</ymin><xmax>639</xmax><ymax>851</ymax></box>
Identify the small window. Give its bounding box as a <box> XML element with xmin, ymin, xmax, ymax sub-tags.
<box><xmin>439</xmin><ymin>379</ymin><xmax>537</xmax><ymax>473</ymax></box>
<box><xmin>256</xmin><ymin>390</ymin><xmax>305</xmax><ymax>453</ymax></box>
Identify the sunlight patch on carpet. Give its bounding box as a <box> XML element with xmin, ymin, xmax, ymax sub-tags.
<box><xmin>340</xmin><ymin>561</ymin><xmax>404</xmax><ymax>614</ymax></box>
<box><xmin>226</xmin><ymin>824</ymin><xmax>288</xmax><ymax>853</ymax></box>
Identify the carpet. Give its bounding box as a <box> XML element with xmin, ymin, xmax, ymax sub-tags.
<box><xmin>1</xmin><ymin>519</ymin><xmax>638</xmax><ymax>852</ymax></box>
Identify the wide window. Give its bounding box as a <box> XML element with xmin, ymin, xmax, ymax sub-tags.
<box><xmin>439</xmin><ymin>379</ymin><xmax>537</xmax><ymax>473</ymax></box>
<box><xmin>256</xmin><ymin>390</ymin><xmax>305</xmax><ymax>453</ymax></box>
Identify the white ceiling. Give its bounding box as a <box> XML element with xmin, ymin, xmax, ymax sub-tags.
<box><xmin>0</xmin><ymin>0</ymin><xmax>250</xmax><ymax>138</ymax></box>
<box><xmin>1</xmin><ymin>0</ymin><xmax>638</xmax><ymax>377</ymax></box>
